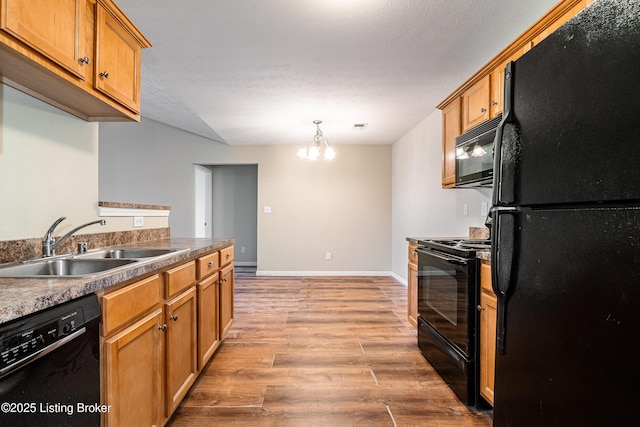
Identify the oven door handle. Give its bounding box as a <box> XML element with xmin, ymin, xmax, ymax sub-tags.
<box><xmin>415</xmin><ymin>247</ymin><xmax>468</xmax><ymax>265</ymax></box>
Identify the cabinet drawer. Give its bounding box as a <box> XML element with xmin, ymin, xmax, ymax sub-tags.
<box><xmin>102</xmin><ymin>274</ymin><xmax>162</xmax><ymax>336</ymax></box>
<box><xmin>165</xmin><ymin>261</ymin><xmax>196</xmax><ymax>298</ymax></box>
<box><xmin>220</xmin><ymin>246</ymin><xmax>234</xmax><ymax>266</ymax></box>
<box><xmin>480</xmin><ymin>260</ymin><xmax>494</xmax><ymax>295</ymax></box>
<box><xmin>197</xmin><ymin>251</ymin><xmax>220</xmax><ymax>280</ymax></box>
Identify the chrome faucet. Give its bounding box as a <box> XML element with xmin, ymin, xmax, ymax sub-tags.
<box><xmin>42</xmin><ymin>217</ymin><xmax>106</xmax><ymax>257</ymax></box>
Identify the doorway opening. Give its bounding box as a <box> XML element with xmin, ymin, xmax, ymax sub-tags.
<box><xmin>194</xmin><ymin>164</ymin><xmax>257</xmax><ymax>271</ymax></box>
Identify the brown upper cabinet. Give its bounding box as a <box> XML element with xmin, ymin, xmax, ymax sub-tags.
<box><xmin>437</xmin><ymin>0</ymin><xmax>590</xmax><ymax>188</ymax></box>
<box><xmin>441</xmin><ymin>97</ymin><xmax>460</xmax><ymax>188</ymax></box>
<box><xmin>462</xmin><ymin>75</ymin><xmax>490</xmax><ymax>132</ymax></box>
<box><xmin>1</xmin><ymin>0</ymin><xmax>92</xmax><ymax>80</ymax></box>
<box><xmin>0</xmin><ymin>0</ymin><xmax>151</xmax><ymax>121</ymax></box>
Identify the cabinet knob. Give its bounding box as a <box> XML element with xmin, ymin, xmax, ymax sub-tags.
<box><xmin>100</xmin><ymin>71</ymin><xmax>110</xmax><ymax>79</ymax></box>
<box><xmin>476</xmin><ymin>305</ymin><xmax>484</xmax><ymax>312</ymax></box>
<box><xmin>79</xmin><ymin>56</ymin><xmax>90</xmax><ymax>64</ymax></box>
<box><xmin>208</xmin><ymin>261</ymin><xmax>214</xmax><ymax>267</ymax></box>
<box><xmin>170</xmin><ymin>314</ymin><xmax>178</xmax><ymax>321</ymax></box>
<box><xmin>480</xmin><ymin>107</ymin><xmax>487</xmax><ymax>113</ymax></box>
<box><xmin>159</xmin><ymin>324</ymin><xmax>167</xmax><ymax>331</ymax></box>
<box><xmin>226</xmin><ymin>253</ymin><xmax>231</xmax><ymax>258</ymax></box>
<box><xmin>491</xmin><ymin>101</ymin><xmax>498</xmax><ymax>106</ymax></box>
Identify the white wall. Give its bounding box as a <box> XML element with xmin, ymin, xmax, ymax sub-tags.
<box><xmin>0</xmin><ymin>84</ymin><xmax>168</xmax><ymax>243</ymax></box>
<box><xmin>391</xmin><ymin>109</ymin><xmax>491</xmax><ymax>282</ymax></box>
<box><xmin>0</xmin><ymin>84</ymin><xmax>100</xmax><ymax>239</ymax></box>
<box><xmin>99</xmin><ymin>118</ymin><xmax>392</xmax><ymax>274</ymax></box>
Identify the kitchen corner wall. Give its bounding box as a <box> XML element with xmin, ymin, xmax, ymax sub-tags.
<box><xmin>391</xmin><ymin>109</ymin><xmax>492</xmax><ymax>281</ymax></box>
<box><xmin>0</xmin><ymin>84</ymin><xmax>167</xmax><ymax>244</ymax></box>
<box><xmin>0</xmin><ymin>84</ymin><xmax>99</xmax><ymax>240</ymax></box>
<box><xmin>98</xmin><ymin>118</ymin><xmax>392</xmax><ymax>274</ymax></box>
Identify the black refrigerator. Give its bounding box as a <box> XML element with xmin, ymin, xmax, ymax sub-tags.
<box><xmin>489</xmin><ymin>0</ymin><xmax>640</xmax><ymax>425</ymax></box>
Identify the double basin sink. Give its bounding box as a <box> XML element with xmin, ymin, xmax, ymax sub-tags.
<box><xmin>0</xmin><ymin>248</ymin><xmax>183</xmax><ymax>278</ymax></box>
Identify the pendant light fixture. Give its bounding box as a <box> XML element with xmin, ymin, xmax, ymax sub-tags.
<box><xmin>297</xmin><ymin>120</ymin><xmax>336</xmax><ymax>160</ymax></box>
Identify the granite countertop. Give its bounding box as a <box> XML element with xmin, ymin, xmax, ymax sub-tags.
<box><xmin>0</xmin><ymin>238</ymin><xmax>234</xmax><ymax>325</ymax></box>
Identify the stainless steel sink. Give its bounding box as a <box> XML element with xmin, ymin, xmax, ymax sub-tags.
<box><xmin>78</xmin><ymin>248</ymin><xmax>180</xmax><ymax>259</ymax></box>
<box><xmin>0</xmin><ymin>258</ymin><xmax>137</xmax><ymax>278</ymax></box>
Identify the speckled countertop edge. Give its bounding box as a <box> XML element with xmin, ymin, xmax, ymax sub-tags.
<box><xmin>0</xmin><ymin>238</ymin><xmax>234</xmax><ymax>325</ymax></box>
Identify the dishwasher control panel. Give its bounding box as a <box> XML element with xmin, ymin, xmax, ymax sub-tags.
<box><xmin>0</xmin><ymin>297</ymin><xmax>95</xmax><ymax>377</ymax></box>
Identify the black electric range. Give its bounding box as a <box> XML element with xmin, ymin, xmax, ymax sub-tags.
<box><xmin>414</xmin><ymin>238</ymin><xmax>491</xmax><ymax>406</ymax></box>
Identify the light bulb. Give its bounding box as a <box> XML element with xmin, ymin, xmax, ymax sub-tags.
<box><xmin>324</xmin><ymin>146</ymin><xmax>336</xmax><ymax>160</ymax></box>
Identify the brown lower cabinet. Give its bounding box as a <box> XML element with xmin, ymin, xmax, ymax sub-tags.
<box><xmin>478</xmin><ymin>260</ymin><xmax>497</xmax><ymax>406</ymax></box>
<box><xmin>407</xmin><ymin>242</ymin><xmax>418</xmax><ymax>327</ymax></box>
<box><xmin>101</xmin><ymin>245</ymin><xmax>234</xmax><ymax>427</ymax></box>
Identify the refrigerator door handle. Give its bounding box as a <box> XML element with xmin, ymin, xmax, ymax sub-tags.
<box><xmin>490</xmin><ymin>206</ymin><xmax>517</xmax><ymax>355</ymax></box>
<box><xmin>492</xmin><ymin>61</ymin><xmax>517</xmax><ymax>206</ymax></box>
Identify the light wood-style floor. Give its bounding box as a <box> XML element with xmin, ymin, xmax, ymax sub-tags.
<box><xmin>168</xmin><ymin>275</ymin><xmax>492</xmax><ymax>426</ymax></box>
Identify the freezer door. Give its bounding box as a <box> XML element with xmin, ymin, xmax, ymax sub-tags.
<box><xmin>494</xmin><ymin>0</ymin><xmax>640</xmax><ymax>206</ymax></box>
<box><xmin>493</xmin><ymin>206</ymin><xmax>640</xmax><ymax>426</ymax></box>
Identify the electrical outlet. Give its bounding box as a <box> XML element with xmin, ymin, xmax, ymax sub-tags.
<box><xmin>480</xmin><ymin>202</ymin><xmax>488</xmax><ymax>216</ymax></box>
<box><xmin>241</xmin><ymin>246</ymin><xmax>246</xmax><ymax>254</ymax></box>
<box><xmin>263</xmin><ymin>205</ymin><xmax>272</xmax><ymax>214</ymax></box>
<box><xmin>133</xmin><ymin>216</ymin><xmax>144</xmax><ymax>227</ymax></box>
<box><xmin>463</xmin><ymin>204</ymin><xmax>468</xmax><ymax>216</ymax></box>
<box><xmin>325</xmin><ymin>252</ymin><xmax>332</xmax><ymax>261</ymax></box>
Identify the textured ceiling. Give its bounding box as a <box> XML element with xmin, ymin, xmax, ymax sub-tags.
<box><xmin>117</xmin><ymin>0</ymin><xmax>559</xmax><ymax>145</ymax></box>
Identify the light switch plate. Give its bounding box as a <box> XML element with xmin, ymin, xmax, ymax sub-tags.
<box><xmin>133</xmin><ymin>216</ymin><xmax>144</xmax><ymax>227</ymax></box>
<box><xmin>263</xmin><ymin>205</ymin><xmax>272</xmax><ymax>214</ymax></box>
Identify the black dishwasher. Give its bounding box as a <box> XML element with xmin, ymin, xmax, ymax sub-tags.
<box><xmin>0</xmin><ymin>294</ymin><xmax>101</xmax><ymax>426</ymax></box>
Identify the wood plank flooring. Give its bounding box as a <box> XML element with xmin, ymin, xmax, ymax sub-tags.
<box><xmin>168</xmin><ymin>275</ymin><xmax>492</xmax><ymax>426</ymax></box>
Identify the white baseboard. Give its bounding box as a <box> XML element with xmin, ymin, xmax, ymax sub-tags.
<box><xmin>234</xmin><ymin>262</ymin><xmax>257</xmax><ymax>267</ymax></box>
<box><xmin>390</xmin><ymin>271</ymin><xmax>407</xmax><ymax>285</ymax></box>
<box><xmin>256</xmin><ymin>270</ymin><xmax>394</xmax><ymax>277</ymax></box>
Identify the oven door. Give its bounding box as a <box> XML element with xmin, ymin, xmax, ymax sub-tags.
<box><xmin>416</xmin><ymin>247</ymin><xmax>477</xmax><ymax>355</ymax></box>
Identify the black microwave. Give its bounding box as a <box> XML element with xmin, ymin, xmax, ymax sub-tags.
<box><xmin>454</xmin><ymin>114</ymin><xmax>501</xmax><ymax>187</ymax></box>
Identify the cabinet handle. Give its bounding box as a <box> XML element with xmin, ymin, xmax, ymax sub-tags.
<box><xmin>79</xmin><ymin>56</ymin><xmax>90</xmax><ymax>64</ymax></box>
<box><xmin>159</xmin><ymin>324</ymin><xmax>167</xmax><ymax>331</ymax></box>
<box><xmin>208</xmin><ymin>262</ymin><xmax>214</xmax><ymax>267</ymax></box>
<box><xmin>491</xmin><ymin>101</ymin><xmax>498</xmax><ymax>106</ymax></box>
<box><xmin>226</xmin><ymin>253</ymin><xmax>231</xmax><ymax>258</ymax></box>
<box><xmin>100</xmin><ymin>71</ymin><xmax>110</xmax><ymax>79</ymax></box>
<box><xmin>170</xmin><ymin>314</ymin><xmax>178</xmax><ymax>321</ymax></box>
<box><xmin>476</xmin><ymin>305</ymin><xmax>484</xmax><ymax>312</ymax></box>
<box><xmin>480</xmin><ymin>107</ymin><xmax>487</xmax><ymax>113</ymax></box>
<box><xmin>411</xmin><ymin>251</ymin><xmax>417</xmax><ymax>257</ymax></box>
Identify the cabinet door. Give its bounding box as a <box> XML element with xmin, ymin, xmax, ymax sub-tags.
<box><xmin>407</xmin><ymin>261</ymin><xmax>418</xmax><ymax>327</ymax></box>
<box><xmin>441</xmin><ymin>97</ymin><xmax>461</xmax><ymax>188</ymax></box>
<box><xmin>462</xmin><ymin>75</ymin><xmax>490</xmax><ymax>131</ymax></box>
<box><xmin>165</xmin><ymin>286</ymin><xmax>197</xmax><ymax>416</ymax></box>
<box><xmin>95</xmin><ymin>1</ymin><xmax>141</xmax><ymax>112</ymax></box>
<box><xmin>104</xmin><ymin>308</ymin><xmax>164</xmax><ymax>427</ymax></box>
<box><xmin>480</xmin><ymin>290</ymin><xmax>497</xmax><ymax>406</ymax></box>
<box><xmin>219</xmin><ymin>263</ymin><xmax>234</xmax><ymax>338</ymax></box>
<box><xmin>1</xmin><ymin>0</ymin><xmax>91</xmax><ymax>79</ymax></box>
<box><xmin>197</xmin><ymin>272</ymin><xmax>220</xmax><ymax>370</ymax></box>
<box><xmin>490</xmin><ymin>60</ymin><xmax>509</xmax><ymax>118</ymax></box>
<box><xmin>479</xmin><ymin>261</ymin><xmax>496</xmax><ymax>406</ymax></box>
